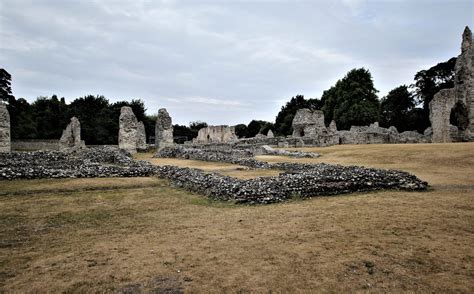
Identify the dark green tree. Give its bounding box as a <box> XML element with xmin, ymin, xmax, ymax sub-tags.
<box><xmin>0</xmin><ymin>68</ymin><xmax>14</xmax><ymax>102</ymax></box>
<box><xmin>69</xmin><ymin>95</ymin><xmax>112</xmax><ymax>144</ymax></box>
<box><xmin>234</xmin><ymin>124</ymin><xmax>248</xmax><ymax>138</ymax></box>
<box><xmin>380</xmin><ymin>85</ymin><xmax>416</xmax><ymax>132</ymax></box>
<box><xmin>246</xmin><ymin>120</ymin><xmax>274</xmax><ymax>137</ymax></box>
<box><xmin>321</xmin><ymin>68</ymin><xmax>379</xmax><ymax>130</ymax></box>
<box><xmin>412</xmin><ymin>57</ymin><xmax>456</xmax><ymax>131</ymax></box>
<box><xmin>7</xmin><ymin>97</ymin><xmax>37</xmax><ymax>139</ymax></box>
<box><xmin>274</xmin><ymin>95</ymin><xmax>323</xmax><ymax>136</ymax></box>
<box><xmin>32</xmin><ymin>95</ymin><xmax>70</xmax><ymax>139</ymax></box>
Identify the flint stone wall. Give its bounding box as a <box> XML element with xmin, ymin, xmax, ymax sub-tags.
<box><xmin>0</xmin><ymin>102</ymin><xmax>11</xmax><ymax>153</ymax></box>
<box><xmin>137</xmin><ymin>121</ymin><xmax>147</xmax><ymax>151</ymax></box>
<box><xmin>59</xmin><ymin>117</ymin><xmax>85</xmax><ymax>151</ymax></box>
<box><xmin>1</xmin><ymin>145</ymin><xmax>428</xmax><ymax>204</ymax></box>
<box><xmin>194</xmin><ymin>125</ymin><xmax>238</xmax><ymax>144</ymax></box>
<box><xmin>12</xmin><ymin>140</ymin><xmax>60</xmax><ymax>151</ymax></box>
<box><xmin>155</xmin><ymin>108</ymin><xmax>174</xmax><ymax>149</ymax></box>
<box><xmin>430</xmin><ymin>26</ymin><xmax>474</xmax><ymax>142</ymax></box>
<box><xmin>118</xmin><ymin>106</ymin><xmax>138</xmax><ymax>154</ymax></box>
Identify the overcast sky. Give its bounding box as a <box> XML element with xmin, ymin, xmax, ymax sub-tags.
<box><xmin>1</xmin><ymin>0</ymin><xmax>473</xmax><ymax>125</ymax></box>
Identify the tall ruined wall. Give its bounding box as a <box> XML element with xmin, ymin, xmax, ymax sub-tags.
<box><xmin>430</xmin><ymin>26</ymin><xmax>474</xmax><ymax>142</ymax></box>
<box><xmin>292</xmin><ymin>109</ymin><xmax>326</xmax><ymax>137</ymax></box>
<box><xmin>59</xmin><ymin>116</ymin><xmax>85</xmax><ymax>151</ymax></box>
<box><xmin>430</xmin><ymin>89</ymin><xmax>456</xmax><ymax>142</ymax></box>
<box><xmin>118</xmin><ymin>106</ymin><xmax>138</xmax><ymax>154</ymax></box>
<box><xmin>194</xmin><ymin>125</ymin><xmax>238</xmax><ymax>144</ymax></box>
<box><xmin>0</xmin><ymin>102</ymin><xmax>11</xmax><ymax>153</ymax></box>
<box><xmin>155</xmin><ymin>108</ymin><xmax>174</xmax><ymax>149</ymax></box>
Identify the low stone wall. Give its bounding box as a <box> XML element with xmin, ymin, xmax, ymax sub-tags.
<box><xmin>12</xmin><ymin>140</ymin><xmax>60</xmax><ymax>151</ymax></box>
<box><xmin>1</xmin><ymin>145</ymin><xmax>428</xmax><ymax>204</ymax></box>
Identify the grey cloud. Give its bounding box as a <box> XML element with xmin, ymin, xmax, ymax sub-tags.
<box><xmin>1</xmin><ymin>0</ymin><xmax>473</xmax><ymax>125</ymax></box>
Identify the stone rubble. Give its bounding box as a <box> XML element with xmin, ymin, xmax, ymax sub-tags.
<box><xmin>1</xmin><ymin>145</ymin><xmax>428</xmax><ymax>204</ymax></box>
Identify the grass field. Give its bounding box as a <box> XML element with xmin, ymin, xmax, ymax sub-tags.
<box><xmin>1</xmin><ymin>143</ymin><xmax>473</xmax><ymax>292</ymax></box>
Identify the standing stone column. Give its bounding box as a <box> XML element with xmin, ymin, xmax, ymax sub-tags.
<box><xmin>119</xmin><ymin>106</ymin><xmax>138</xmax><ymax>154</ymax></box>
<box><xmin>155</xmin><ymin>108</ymin><xmax>174</xmax><ymax>149</ymax></box>
<box><xmin>136</xmin><ymin>121</ymin><xmax>147</xmax><ymax>151</ymax></box>
<box><xmin>59</xmin><ymin>116</ymin><xmax>85</xmax><ymax>151</ymax></box>
<box><xmin>0</xmin><ymin>102</ymin><xmax>11</xmax><ymax>153</ymax></box>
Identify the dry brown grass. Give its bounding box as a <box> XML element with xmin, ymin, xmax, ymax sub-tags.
<box><xmin>1</xmin><ymin>143</ymin><xmax>473</xmax><ymax>292</ymax></box>
<box><xmin>135</xmin><ymin>152</ymin><xmax>282</xmax><ymax>179</ymax></box>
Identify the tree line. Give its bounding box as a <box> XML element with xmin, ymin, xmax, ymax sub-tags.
<box><xmin>0</xmin><ymin>56</ymin><xmax>456</xmax><ymax>143</ymax></box>
<box><xmin>274</xmin><ymin>57</ymin><xmax>456</xmax><ymax>135</ymax></box>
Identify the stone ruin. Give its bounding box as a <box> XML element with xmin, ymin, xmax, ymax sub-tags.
<box><xmin>193</xmin><ymin>125</ymin><xmax>238</xmax><ymax>144</ymax></box>
<box><xmin>155</xmin><ymin>108</ymin><xmax>174</xmax><ymax>150</ymax></box>
<box><xmin>118</xmin><ymin>106</ymin><xmax>147</xmax><ymax>153</ymax></box>
<box><xmin>59</xmin><ymin>117</ymin><xmax>85</xmax><ymax>151</ymax></box>
<box><xmin>291</xmin><ymin>108</ymin><xmax>338</xmax><ymax>146</ymax></box>
<box><xmin>137</xmin><ymin>121</ymin><xmax>147</xmax><ymax>151</ymax></box>
<box><xmin>429</xmin><ymin>26</ymin><xmax>473</xmax><ymax>143</ymax></box>
<box><xmin>0</xmin><ymin>102</ymin><xmax>10</xmax><ymax>153</ymax></box>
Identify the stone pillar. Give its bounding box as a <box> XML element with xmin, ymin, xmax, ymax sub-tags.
<box><xmin>267</xmin><ymin>129</ymin><xmax>274</xmax><ymax>138</ymax></box>
<box><xmin>137</xmin><ymin>121</ymin><xmax>147</xmax><ymax>151</ymax></box>
<box><xmin>59</xmin><ymin>116</ymin><xmax>85</xmax><ymax>151</ymax></box>
<box><xmin>429</xmin><ymin>89</ymin><xmax>456</xmax><ymax>143</ymax></box>
<box><xmin>0</xmin><ymin>102</ymin><xmax>11</xmax><ymax>153</ymax></box>
<box><xmin>155</xmin><ymin>108</ymin><xmax>174</xmax><ymax>149</ymax></box>
<box><xmin>119</xmin><ymin>106</ymin><xmax>138</xmax><ymax>154</ymax></box>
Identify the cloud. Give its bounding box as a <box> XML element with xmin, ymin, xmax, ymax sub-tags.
<box><xmin>1</xmin><ymin>0</ymin><xmax>473</xmax><ymax>125</ymax></box>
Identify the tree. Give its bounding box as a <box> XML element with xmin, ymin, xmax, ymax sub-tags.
<box><xmin>246</xmin><ymin>120</ymin><xmax>273</xmax><ymax>138</ymax></box>
<box><xmin>380</xmin><ymin>85</ymin><xmax>416</xmax><ymax>132</ymax></box>
<box><xmin>274</xmin><ymin>95</ymin><xmax>323</xmax><ymax>136</ymax></box>
<box><xmin>7</xmin><ymin>97</ymin><xmax>37</xmax><ymax>139</ymax></box>
<box><xmin>321</xmin><ymin>68</ymin><xmax>379</xmax><ymax>130</ymax></box>
<box><xmin>234</xmin><ymin>124</ymin><xmax>248</xmax><ymax>138</ymax></box>
<box><xmin>412</xmin><ymin>57</ymin><xmax>456</xmax><ymax>131</ymax></box>
<box><xmin>0</xmin><ymin>68</ymin><xmax>14</xmax><ymax>102</ymax></box>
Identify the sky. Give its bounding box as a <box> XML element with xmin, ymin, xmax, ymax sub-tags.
<box><xmin>1</xmin><ymin>0</ymin><xmax>473</xmax><ymax>125</ymax></box>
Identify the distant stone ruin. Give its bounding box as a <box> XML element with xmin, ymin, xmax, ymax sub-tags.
<box><xmin>59</xmin><ymin>117</ymin><xmax>85</xmax><ymax>151</ymax></box>
<box><xmin>119</xmin><ymin>106</ymin><xmax>139</xmax><ymax>154</ymax></box>
<box><xmin>292</xmin><ymin>109</ymin><xmax>326</xmax><ymax>137</ymax></box>
<box><xmin>430</xmin><ymin>27</ymin><xmax>473</xmax><ymax>142</ymax></box>
<box><xmin>0</xmin><ymin>102</ymin><xmax>10</xmax><ymax>153</ymax></box>
<box><xmin>267</xmin><ymin>129</ymin><xmax>274</xmax><ymax>138</ymax></box>
<box><xmin>155</xmin><ymin>108</ymin><xmax>174</xmax><ymax>150</ymax></box>
<box><xmin>193</xmin><ymin>125</ymin><xmax>238</xmax><ymax>144</ymax></box>
<box><xmin>338</xmin><ymin>122</ymin><xmax>430</xmax><ymax>144</ymax></box>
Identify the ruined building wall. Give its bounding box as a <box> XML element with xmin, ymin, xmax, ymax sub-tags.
<box><xmin>155</xmin><ymin>108</ymin><xmax>174</xmax><ymax>149</ymax></box>
<box><xmin>430</xmin><ymin>26</ymin><xmax>474</xmax><ymax>142</ymax></box>
<box><xmin>118</xmin><ymin>106</ymin><xmax>139</xmax><ymax>154</ymax></box>
<box><xmin>0</xmin><ymin>102</ymin><xmax>11</xmax><ymax>153</ymax></box>
<box><xmin>59</xmin><ymin>116</ymin><xmax>85</xmax><ymax>151</ymax></box>
<box><xmin>194</xmin><ymin>125</ymin><xmax>238</xmax><ymax>144</ymax></box>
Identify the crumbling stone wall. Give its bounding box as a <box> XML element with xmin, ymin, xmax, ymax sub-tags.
<box><xmin>137</xmin><ymin>121</ymin><xmax>147</xmax><ymax>151</ymax></box>
<box><xmin>194</xmin><ymin>125</ymin><xmax>238</xmax><ymax>144</ymax></box>
<box><xmin>430</xmin><ymin>26</ymin><xmax>474</xmax><ymax>142</ymax></box>
<box><xmin>292</xmin><ymin>109</ymin><xmax>326</xmax><ymax>137</ymax></box>
<box><xmin>155</xmin><ymin>108</ymin><xmax>174</xmax><ymax>149</ymax></box>
<box><xmin>119</xmin><ymin>106</ymin><xmax>139</xmax><ymax>154</ymax></box>
<box><xmin>0</xmin><ymin>102</ymin><xmax>10</xmax><ymax>153</ymax></box>
<box><xmin>59</xmin><ymin>117</ymin><xmax>85</xmax><ymax>151</ymax></box>
<box><xmin>430</xmin><ymin>89</ymin><xmax>456</xmax><ymax>142</ymax></box>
